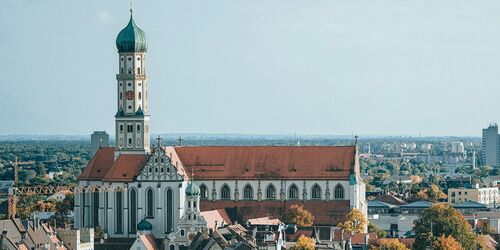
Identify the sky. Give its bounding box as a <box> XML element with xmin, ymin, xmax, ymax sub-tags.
<box><xmin>1</xmin><ymin>0</ymin><xmax>500</xmax><ymax>137</ymax></box>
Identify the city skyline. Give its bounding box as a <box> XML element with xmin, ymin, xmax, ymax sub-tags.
<box><xmin>2</xmin><ymin>1</ymin><xmax>500</xmax><ymax>136</ymax></box>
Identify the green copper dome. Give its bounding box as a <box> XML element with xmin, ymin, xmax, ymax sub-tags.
<box><xmin>185</xmin><ymin>181</ymin><xmax>200</xmax><ymax>196</ymax></box>
<box><xmin>137</xmin><ymin>219</ymin><xmax>152</xmax><ymax>231</ymax></box>
<box><xmin>116</xmin><ymin>13</ymin><xmax>148</xmax><ymax>52</ymax></box>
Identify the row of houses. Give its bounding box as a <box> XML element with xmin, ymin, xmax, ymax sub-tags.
<box><xmin>368</xmin><ymin>194</ymin><xmax>500</xmax><ymax>239</ymax></box>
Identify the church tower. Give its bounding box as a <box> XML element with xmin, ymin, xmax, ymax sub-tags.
<box><xmin>114</xmin><ymin>10</ymin><xmax>150</xmax><ymax>156</ymax></box>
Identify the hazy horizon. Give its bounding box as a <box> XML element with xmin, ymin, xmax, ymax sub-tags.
<box><xmin>2</xmin><ymin>1</ymin><xmax>500</xmax><ymax>137</ymax></box>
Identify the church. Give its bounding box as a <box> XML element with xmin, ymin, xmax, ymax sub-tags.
<box><xmin>75</xmin><ymin>11</ymin><xmax>367</xmax><ymax>249</ymax></box>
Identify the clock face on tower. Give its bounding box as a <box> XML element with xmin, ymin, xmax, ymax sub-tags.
<box><xmin>125</xmin><ymin>91</ymin><xmax>135</xmax><ymax>100</ymax></box>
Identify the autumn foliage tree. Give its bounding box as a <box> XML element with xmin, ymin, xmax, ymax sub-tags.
<box><xmin>291</xmin><ymin>235</ymin><xmax>315</xmax><ymax>250</ymax></box>
<box><xmin>416</xmin><ymin>184</ymin><xmax>447</xmax><ymax>202</ymax></box>
<box><xmin>414</xmin><ymin>204</ymin><xmax>477</xmax><ymax>249</ymax></box>
<box><xmin>433</xmin><ymin>235</ymin><xmax>463</xmax><ymax>250</ymax></box>
<box><xmin>337</xmin><ymin>208</ymin><xmax>367</xmax><ymax>233</ymax></box>
<box><xmin>370</xmin><ymin>239</ymin><xmax>409</xmax><ymax>250</ymax></box>
<box><xmin>284</xmin><ymin>205</ymin><xmax>314</xmax><ymax>227</ymax></box>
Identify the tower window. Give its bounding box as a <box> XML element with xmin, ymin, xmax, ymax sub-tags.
<box><xmin>119</xmin><ymin>125</ymin><xmax>123</xmax><ymax>133</ymax></box>
<box><xmin>128</xmin><ymin>68</ymin><xmax>132</xmax><ymax>74</ymax></box>
<box><xmin>127</xmin><ymin>125</ymin><xmax>133</xmax><ymax>133</ymax></box>
<box><xmin>120</xmin><ymin>92</ymin><xmax>122</xmax><ymax>100</ymax></box>
<box><xmin>137</xmin><ymin>124</ymin><xmax>141</xmax><ymax>132</ymax></box>
<box><xmin>121</xmin><ymin>68</ymin><xmax>123</xmax><ymax>74</ymax></box>
<box><xmin>138</xmin><ymin>92</ymin><xmax>142</xmax><ymax>100</ymax></box>
<box><xmin>137</xmin><ymin>57</ymin><xmax>141</xmax><ymax>61</ymax></box>
<box><xmin>128</xmin><ymin>57</ymin><xmax>132</xmax><ymax>61</ymax></box>
<box><xmin>128</xmin><ymin>138</ymin><xmax>132</xmax><ymax>145</ymax></box>
<box><xmin>137</xmin><ymin>67</ymin><xmax>141</xmax><ymax>74</ymax></box>
<box><xmin>128</xmin><ymin>82</ymin><xmax>132</xmax><ymax>87</ymax></box>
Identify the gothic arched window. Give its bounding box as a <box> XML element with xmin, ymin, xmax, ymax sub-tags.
<box><xmin>115</xmin><ymin>190</ymin><xmax>123</xmax><ymax>233</ymax></box>
<box><xmin>221</xmin><ymin>184</ymin><xmax>230</xmax><ymax>200</ymax></box>
<box><xmin>311</xmin><ymin>184</ymin><xmax>321</xmax><ymax>200</ymax></box>
<box><xmin>288</xmin><ymin>184</ymin><xmax>299</xmax><ymax>200</ymax></box>
<box><xmin>335</xmin><ymin>184</ymin><xmax>345</xmax><ymax>199</ymax></box>
<box><xmin>129</xmin><ymin>188</ymin><xmax>137</xmax><ymax>233</ymax></box>
<box><xmin>200</xmin><ymin>184</ymin><xmax>208</xmax><ymax>200</ymax></box>
<box><xmin>243</xmin><ymin>184</ymin><xmax>253</xmax><ymax>200</ymax></box>
<box><xmin>166</xmin><ymin>188</ymin><xmax>173</xmax><ymax>233</ymax></box>
<box><xmin>146</xmin><ymin>188</ymin><xmax>154</xmax><ymax>218</ymax></box>
<box><xmin>266</xmin><ymin>184</ymin><xmax>276</xmax><ymax>200</ymax></box>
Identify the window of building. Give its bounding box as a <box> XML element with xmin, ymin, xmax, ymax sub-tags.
<box><xmin>115</xmin><ymin>191</ymin><xmax>123</xmax><ymax>233</ymax></box>
<box><xmin>127</xmin><ymin>125</ymin><xmax>133</xmax><ymax>133</ymax></box>
<box><xmin>200</xmin><ymin>184</ymin><xmax>208</xmax><ymax>200</ymax></box>
<box><xmin>130</xmin><ymin>189</ymin><xmax>137</xmax><ymax>233</ymax></box>
<box><xmin>311</xmin><ymin>184</ymin><xmax>321</xmax><ymax>200</ymax></box>
<box><xmin>221</xmin><ymin>184</ymin><xmax>230</xmax><ymax>200</ymax></box>
<box><xmin>120</xmin><ymin>125</ymin><xmax>123</xmax><ymax>133</ymax></box>
<box><xmin>137</xmin><ymin>67</ymin><xmax>141</xmax><ymax>74</ymax></box>
<box><xmin>146</xmin><ymin>188</ymin><xmax>154</xmax><ymax>218</ymax></box>
<box><xmin>193</xmin><ymin>201</ymin><xmax>197</xmax><ymax>208</ymax></box>
<box><xmin>288</xmin><ymin>184</ymin><xmax>299</xmax><ymax>200</ymax></box>
<box><xmin>266</xmin><ymin>184</ymin><xmax>277</xmax><ymax>200</ymax></box>
<box><xmin>128</xmin><ymin>138</ymin><xmax>132</xmax><ymax>145</ymax></box>
<box><xmin>334</xmin><ymin>184</ymin><xmax>344</xmax><ymax>199</ymax></box>
<box><xmin>166</xmin><ymin>189</ymin><xmax>173</xmax><ymax>233</ymax></box>
<box><xmin>137</xmin><ymin>124</ymin><xmax>141</xmax><ymax>132</ymax></box>
<box><xmin>243</xmin><ymin>184</ymin><xmax>253</xmax><ymax>200</ymax></box>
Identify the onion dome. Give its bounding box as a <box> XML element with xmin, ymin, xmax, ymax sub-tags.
<box><xmin>137</xmin><ymin>219</ymin><xmax>152</xmax><ymax>231</ymax></box>
<box><xmin>116</xmin><ymin>12</ymin><xmax>148</xmax><ymax>52</ymax></box>
<box><xmin>185</xmin><ymin>181</ymin><xmax>200</xmax><ymax>196</ymax></box>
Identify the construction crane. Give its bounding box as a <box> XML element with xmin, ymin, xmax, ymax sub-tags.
<box><xmin>10</xmin><ymin>157</ymin><xmax>35</xmax><ymax>184</ymax></box>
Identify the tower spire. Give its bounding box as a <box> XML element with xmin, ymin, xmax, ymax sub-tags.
<box><xmin>130</xmin><ymin>0</ymin><xmax>133</xmax><ymax>15</ymax></box>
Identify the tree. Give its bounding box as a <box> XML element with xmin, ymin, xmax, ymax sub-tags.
<box><xmin>370</xmin><ymin>239</ymin><xmax>409</xmax><ymax>250</ymax></box>
<box><xmin>337</xmin><ymin>208</ymin><xmax>367</xmax><ymax>234</ymax></box>
<box><xmin>291</xmin><ymin>235</ymin><xmax>315</xmax><ymax>250</ymax></box>
<box><xmin>368</xmin><ymin>222</ymin><xmax>387</xmax><ymax>238</ymax></box>
<box><xmin>414</xmin><ymin>204</ymin><xmax>477</xmax><ymax>250</ymax></box>
<box><xmin>36</xmin><ymin>162</ymin><xmax>46</xmax><ymax>177</ymax></box>
<box><xmin>416</xmin><ymin>184</ymin><xmax>447</xmax><ymax>202</ymax></box>
<box><xmin>480</xmin><ymin>222</ymin><xmax>495</xmax><ymax>235</ymax></box>
<box><xmin>284</xmin><ymin>205</ymin><xmax>314</xmax><ymax>227</ymax></box>
<box><xmin>432</xmin><ymin>235</ymin><xmax>462</xmax><ymax>250</ymax></box>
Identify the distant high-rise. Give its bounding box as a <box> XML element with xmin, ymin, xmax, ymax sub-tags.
<box><xmin>91</xmin><ymin>131</ymin><xmax>109</xmax><ymax>157</ymax></box>
<box><xmin>482</xmin><ymin>123</ymin><xmax>500</xmax><ymax>166</ymax></box>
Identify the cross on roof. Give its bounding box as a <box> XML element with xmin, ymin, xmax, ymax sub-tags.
<box><xmin>156</xmin><ymin>135</ymin><xmax>162</xmax><ymax>147</ymax></box>
<box><xmin>177</xmin><ymin>136</ymin><xmax>183</xmax><ymax>146</ymax></box>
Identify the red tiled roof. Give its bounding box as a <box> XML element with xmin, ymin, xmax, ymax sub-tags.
<box><xmin>172</xmin><ymin>146</ymin><xmax>356</xmax><ymax>180</ymax></box>
<box><xmin>78</xmin><ymin>147</ymin><xmax>115</xmax><ymax>180</ymax></box>
<box><xmin>200</xmin><ymin>209</ymin><xmax>232</xmax><ymax>229</ymax></box>
<box><xmin>200</xmin><ymin>200</ymin><xmax>350</xmax><ymax>226</ymax></box>
<box><xmin>80</xmin><ymin>146</ymin><xmax>357</xmax><ymax>182</ymax></box>
<box><xmin>103</xmin><ymin>154</ymin><xmax>148</xmax><ymax>181</ymax></box>
<box><xmin>79</xmin><ymin>147</ymin><xmax>149</xmax><ymax>181</ymax></box>
<box><xmin>138</xmin><ymin>234</ymin><xmax>159</xmax><ymax>250</ymax></box>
